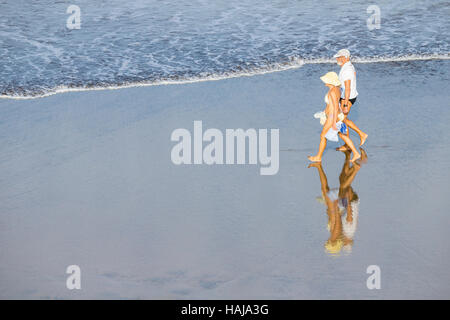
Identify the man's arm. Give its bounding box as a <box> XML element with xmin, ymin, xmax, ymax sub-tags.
<box><xmin>342</xmin><ymin>79</ymin><xmax>351</xmax><ymax>110</ymax></box>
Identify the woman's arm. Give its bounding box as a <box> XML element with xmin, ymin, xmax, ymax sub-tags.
<box><xmin>329</xmin><ymin>90</ymin><xmax>339</xmax><ymax>130</ymax></box>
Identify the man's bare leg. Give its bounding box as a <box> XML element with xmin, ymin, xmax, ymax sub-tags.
<box><xmin>336</xmin><ymin>102</ymin><xmax>368</xmax><ymax>150</ymax></box>
<box><xmin>359</xmin><ymin>147</ymin><xmax>368</xmax><ymax>164</ymax></box>
<box><xmin>338</xmin><ymin>133</ymin><xmax>360</xmax><ymax>162</ymax></box>
<box><xmin>345</xmin><ymin>118</ymin><xmax>368</xmax><ymax>146</ymax></box>
<box><xmin>336</xmin><ymin>119</ymin><xmax>352</xmax><ymax>151</ymax></box>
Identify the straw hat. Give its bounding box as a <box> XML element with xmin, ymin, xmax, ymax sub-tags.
<box><xmin>320</xmin><ymin>72</ymin><xmax>341</xmax><ymax>86</ymax></box>
<box><xmin>325</xmin><ymin>239</ymin><xmax>343</xmax><ymax>255</ymax></box>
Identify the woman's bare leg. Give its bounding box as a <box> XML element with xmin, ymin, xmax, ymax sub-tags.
<box><xmin>338</xmin><ymin>133</ymin><xmax>361</xmax><ymax>162</ymax></box>
<box><xmin>308</xmin><ymin>120</ymin><xmax>332</xmax><ymax>162</ymax></box>
<box><xmin>308</xmin><ymin>162</ymin><xmax>330</xmax><ymax>194</ymax></box>
<box><xmin>308</xmin><ymin>136</ymin><xmax>327</xmax><ymax>162</ymax></box>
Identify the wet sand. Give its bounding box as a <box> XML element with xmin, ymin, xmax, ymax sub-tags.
<box><xmin>0</xmin><ymin>60</ymin><xmax>449</xmax><ymax>299</ymax></box>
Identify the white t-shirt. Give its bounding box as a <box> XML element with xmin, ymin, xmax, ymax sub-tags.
<box><xmin>339</xmin><ymin>61</ymin><xmax>358</xmax><ymax>99</ymax></box>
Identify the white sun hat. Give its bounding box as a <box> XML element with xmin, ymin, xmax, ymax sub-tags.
<box><xmin>333</xmin><ymin>48</ymin><xmax>351</xmax><ymax>58</ymax></box>
<box><xmin>320</xmin><ymin>71</ymin><xmax>341</xmax><ymax>86</ymax></box>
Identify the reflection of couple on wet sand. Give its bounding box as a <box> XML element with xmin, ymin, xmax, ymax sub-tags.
<box><xmin>308</xmin><ymin>49</ymin><xmax>368</xmax><ymax>163</ymax></box>
<box><xmin>309</xmin><ymin>149</ymin><xmax>367</xmax><ymax>255</ymax></box>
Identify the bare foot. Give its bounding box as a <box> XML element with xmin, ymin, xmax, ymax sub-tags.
<box><xmin>350</xmin><ymin>152</ymin><xmax>361</xmax><ymax>163</ymax></box>
<box><xmin>336</xmin><ymin>145</ymin><xmax>350</xmax><ymax>152</ymax></box>
<box><xmin>360</xmin><ymin>133</ymin><xmax>368</xmax><ymax>146</ymax></box>
<box><xmin>308</xmin><ymin>155</ymin><xmax>322</xmax><ymax>162</ymax></box>
<box><xmin>308</xmin><ymin>162</ymin><xmax>322</xmax><ymax>169</ymax></box>
<box><xmin>359</xmin><ymin>148</ymin><xmax>368</xmax><ymax>164</ymax></box>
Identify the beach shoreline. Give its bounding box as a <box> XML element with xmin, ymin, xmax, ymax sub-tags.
<box><xmin>1</xmin><ymin>53</ymin><xmax>449</xmax><ymax>101</ymax></box>
<box><xmin>1</xmin><ymin>59</ymin><xmax>450</xmax><ymax>299</ymax></box>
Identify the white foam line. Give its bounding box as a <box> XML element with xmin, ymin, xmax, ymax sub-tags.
<box><xmin>1</xmin><ymin>53</ymin><xmax>449</xmax><ymax>100</ymax></box>
<box><xmin>304</xmin><ymin>53</ymin><xmax>450</xmax><ymax>64</ymax></box>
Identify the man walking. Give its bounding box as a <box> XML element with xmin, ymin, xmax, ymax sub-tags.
<box><xmin>334</xmin><ymin>49</ymin><xmax>368</xmax><ymax>150</ymax></box>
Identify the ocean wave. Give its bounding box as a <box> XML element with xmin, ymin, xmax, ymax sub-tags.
<box><xmin>1</xmin><ymin>53</ymin><xmax>449</xmax><ymax>100</ymax></box>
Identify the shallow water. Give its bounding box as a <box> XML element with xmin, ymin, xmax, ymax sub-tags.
<box><xmin>0</xmin><ymin>60</ymin><xmax>449</xmax><ymax>299</ymax></box>
<box><xmin>0</xmin><ymin>0</ymin><xmax>449</xmax><ymax>97</ymax></box>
